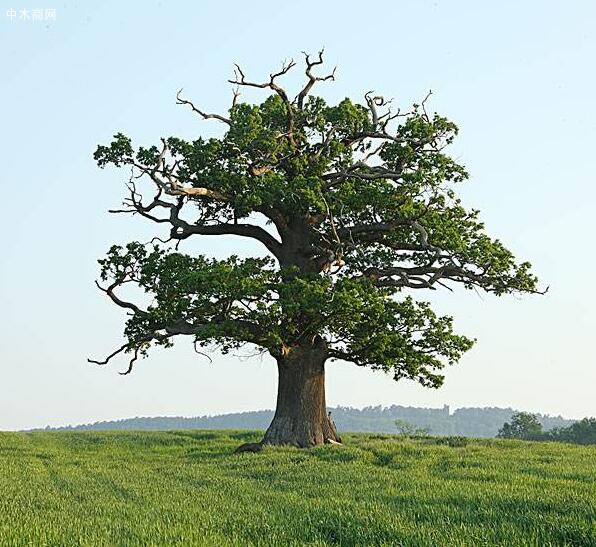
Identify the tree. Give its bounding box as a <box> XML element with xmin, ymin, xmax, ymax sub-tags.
<box><xmin>394</xmin><ymin>419</ymin><xmax>429</xmax><ymax>437</ymax></box>
<box><xmin>546</xmin><ymin>418</ymin><xmax>596</xmax><ymax>445</ymax></box>
<box><xmin>497</xmin><ymin>412</ymin><xmax>543</xmax><ymax>440</ymax></box>
<box><xmin>90</xmin><ymin>52</ymin><xmax>541</xmax><ymax>448</ymax></box>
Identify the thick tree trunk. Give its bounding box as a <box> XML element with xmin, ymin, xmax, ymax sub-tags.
<box><xmin>261</xmin><ymin>339</ymin><xmax>341</xmax><ymax>448</ymax></box>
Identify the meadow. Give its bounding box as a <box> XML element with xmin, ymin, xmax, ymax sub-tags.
<box><xmin>0</xmin><ymin>430</ymin><xmax>593</xmax><ymax>546</ymax></box>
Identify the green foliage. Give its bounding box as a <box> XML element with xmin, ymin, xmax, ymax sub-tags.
<box><xmin>502</xmin><ymin>417</ymin><xmax>596</xmax><ymax>445</ymax></box>
<box><xmin>92</xmin><ymin>56</ymin><xmax>540</xmax><ymax>385</ymax></box>
<box><xmin>433</xmin><ymin>436</ymin><xmax>469</xmax><ymax>448</ymax></box>
<box><xmin>394</xmin><ymin>419</ymin><xmax>430</xmax><ymax>437</ymax></box>
<box><xmin>98</xmin><ymin>243</ymin><xmax>472</xmax><ymax>384</ymax></box>
<box><xmin>497</xmin><ymin>412</ymin><xmax>544</xmax><ymax>440</ymax></box>
<box><xmin>0</xmin><ymin>431</ymin><xmax>594</xmax><ymax>546</ymax></box>
<box><xmin>93</xmin><ymin>132</ymin><xmax>133</xmax><ymax>167</ymax></box>
<box><xmin>545</xmin><ymin>418</ymin><xmax>596</xmax><ymax>445</ymax></box>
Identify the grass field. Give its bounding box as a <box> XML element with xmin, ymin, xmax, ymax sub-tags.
<box><xmin>0</xmin><ymin>430</ymin><xmax>593</xmax><ymax>546</ymax></box>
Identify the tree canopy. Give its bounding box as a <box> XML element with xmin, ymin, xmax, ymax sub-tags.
<box><xmin>498</xmin><ymin>413</ymin><xmax>596</xmax><ymax>444</ymax></box>
<box><xmin>497</xmin><ymin>411</ymin><xmax>544</xmax><ymax>440</ymax></box>
<box><xmin>91</xmin><ymin>51</ymin><xmax>540</xmax><ymax>389</ymax></box>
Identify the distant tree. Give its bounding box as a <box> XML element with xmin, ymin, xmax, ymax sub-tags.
<box><xmin>547</xmin><ymin>418</ymin><xmax>596</xmax><ymax>445</ymax></box>
<box><xmin>91</xmin><ymin>52</ymin><xmax>541</xmax><ymax>448</ymax></box>
<box><xmin>394</xmin><ymin>419</ymin><xmax>429</xmax><ymax>437</ymax></box>
<box><xmin>497</xmin><ymin>412</ymin><xmax>543</xmax><ymax>440</ymax></box>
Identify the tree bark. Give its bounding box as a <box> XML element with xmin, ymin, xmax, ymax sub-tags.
<box><xmin>261</xmin><ymin>338</ymin><xmax>341</xmax><ymax>448</ymax></box>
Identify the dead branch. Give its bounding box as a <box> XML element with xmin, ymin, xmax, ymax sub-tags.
<box><xmin>176</xmin><ymin>89</ymin><xmax>232</xmax><ymax>126</ymax></box>
<box><xmin>119</xmin><ymin>345</ymin><xmax>141</xmax><ymax>375</ymax></box>
<box><xmin>87</xmin><ymin>342</ymin><xmax>130</xmax><ymax>366</ymax></box>
<box><xmin>296</xmin><ymin>50</ymin><xmax>336</xmax><ymax>109</ymax></box>
<box><xmin>229</xmin><ymin>60</ymin><xmax>297</xmax><ymax>147</ymax></box>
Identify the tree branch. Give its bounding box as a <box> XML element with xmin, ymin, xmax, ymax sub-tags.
<box><xmin>296</xmin><ymin>50</ymin><xmax>336</xmax><ymax>109</ymax></box>
<box><xmin>94</xmin><ymin>280</ymin><xmax>147</xmax><ymax>315</ymax></box>
<box><xmin>229</xmin><ymin>61</ymin><xmax>297</xmax><ymax>147</ymax></box>
<box><xmin>87</xmin><ymin>342</ymin><xmax>130</xmax><ymax>366</ymax></box>
<box><xmin>170</xmin><ymin>222</ymin><xmax>282</xmax><ymax>255</ymax></box>
<box><xmin>176</xmin><ymin>89</ymin><xmax>232</xmax><ymax>126</ymax></box>
<box><xmin>110</xmin><ymin>180</ymin><xmax>283</xmax><ymax>259</ymax></box>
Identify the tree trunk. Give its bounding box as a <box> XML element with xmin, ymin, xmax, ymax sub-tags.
<box><xmin>261</xmin><ymin>339</ymin><xmax>341</xmax><ymax>448</ymax></box>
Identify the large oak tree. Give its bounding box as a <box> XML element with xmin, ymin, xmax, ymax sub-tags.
<box><xmin>91</xmin><ymin>53</ymin><xmax>540</xmax><ymax>448</ymax></box>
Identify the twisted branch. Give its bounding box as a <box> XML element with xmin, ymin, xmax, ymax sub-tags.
<box><xmin>176</xmin><ymin>89</ymin><xmax>232</xmax><ymax>126</ymax></box>
<box><xmin>296</xmin><ymin>50</ymin><xmax>336</xmax><ymax>108</ymax></box>
<box><xmin>229</xmin><ymin>60</ymin><xmax>297</xmax><ymax>147</ymax></box>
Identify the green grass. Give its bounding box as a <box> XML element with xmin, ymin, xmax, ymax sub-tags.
<box><xmin>0</xmin><ymin>431</ymin><xmax>594</xmax><ymax>546</ymax></box>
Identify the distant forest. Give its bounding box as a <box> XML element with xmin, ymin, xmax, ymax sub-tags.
<box><xmin>46</xmin><ymin>406</ymin><xmax>575</xmax><ymax>438</ymax></box>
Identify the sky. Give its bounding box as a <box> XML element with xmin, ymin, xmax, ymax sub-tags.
<box><xmin>1</xmin><ymin>1</ymin><xmax>594</xmax><ymax>430</ymax></box>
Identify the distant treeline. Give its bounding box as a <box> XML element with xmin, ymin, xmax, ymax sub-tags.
<box><xmin>45</xmin><ymin>405</ymin><xmax>575</xmax><ymax>438</ymax></box>
<box><xmin>536</xmin><ymin>418</ymin><xmax>596</xmax><ymax>444</ymax></box>
<box><xmin>498</xmin><ymin>412</ymin><xmax>596</xmax><ymax>445</ymax></box>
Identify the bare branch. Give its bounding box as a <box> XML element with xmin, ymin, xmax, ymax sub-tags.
<box><xmin>95</xmin><ymin>280</ymin><xmax>147</xmax><ymax>315</ymax></box>
<box><xmin>87</xmin><ymin>342</ymin><xmax>130</xmax><ymax>366</ymax></box>
<box><xmin>119</xmin><ymin>345</ymin><xmax>141</xmax><ymax>375</ymax></box>
<box><xmin>322</xmin><ymin>164</ymin><xmax>405</xmax><ymax>187</ymax></box>
<box><xmin>109</xmin><ymin>181</ymin><xmax>283</xmax><ymax>259</ymax></box>
<box><xmin>229</xmin><ymin>60</ymin><xmax>297</xmax><ymax>147</ymax></box>
<box><xmin>420</xmin><ymin>89</ymin><xmax>433</xmax><ymax>120</ymax></box>
<box><xmin>296</xmin><ymin>50</ymin><xmax>336</xmax><ymax>109</ymax></box>
<box><xmin>176</xmin><ymin>89</ymin><xmax>232</xmax><ymax>126</ymax></box>
<box><xmin>170</xmin><ymin>222</ymin><xmax>283</xmax><ymax>258</ymax></box>
<box><xmin>193</xmin><ymin>340</ymin><xmax>214</xmax><ymax>363</ymax></box>
<box><xmin>229</xmin><ymin>60</ymin><xmax>295</xmax><ymax>96</ymax></box>
<box><xmin>364</xmin><ymin>92</ymin><xmax>388</xmax><ymax>130</ymax></box>
<box><xmin>231</xmin><ymin>85</ymin><xmax>241</xmax><ymax>108</ymax></box>
<box><xmin>89</xmin><ymin>313</ymin><xmax>267</xmax><ymax>375</ymax></box>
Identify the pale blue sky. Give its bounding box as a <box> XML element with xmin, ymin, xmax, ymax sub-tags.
<box><xmin>1</xmin><ymin>1</ymin><xmax>594</xmax><ymax>430</ymax></box>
